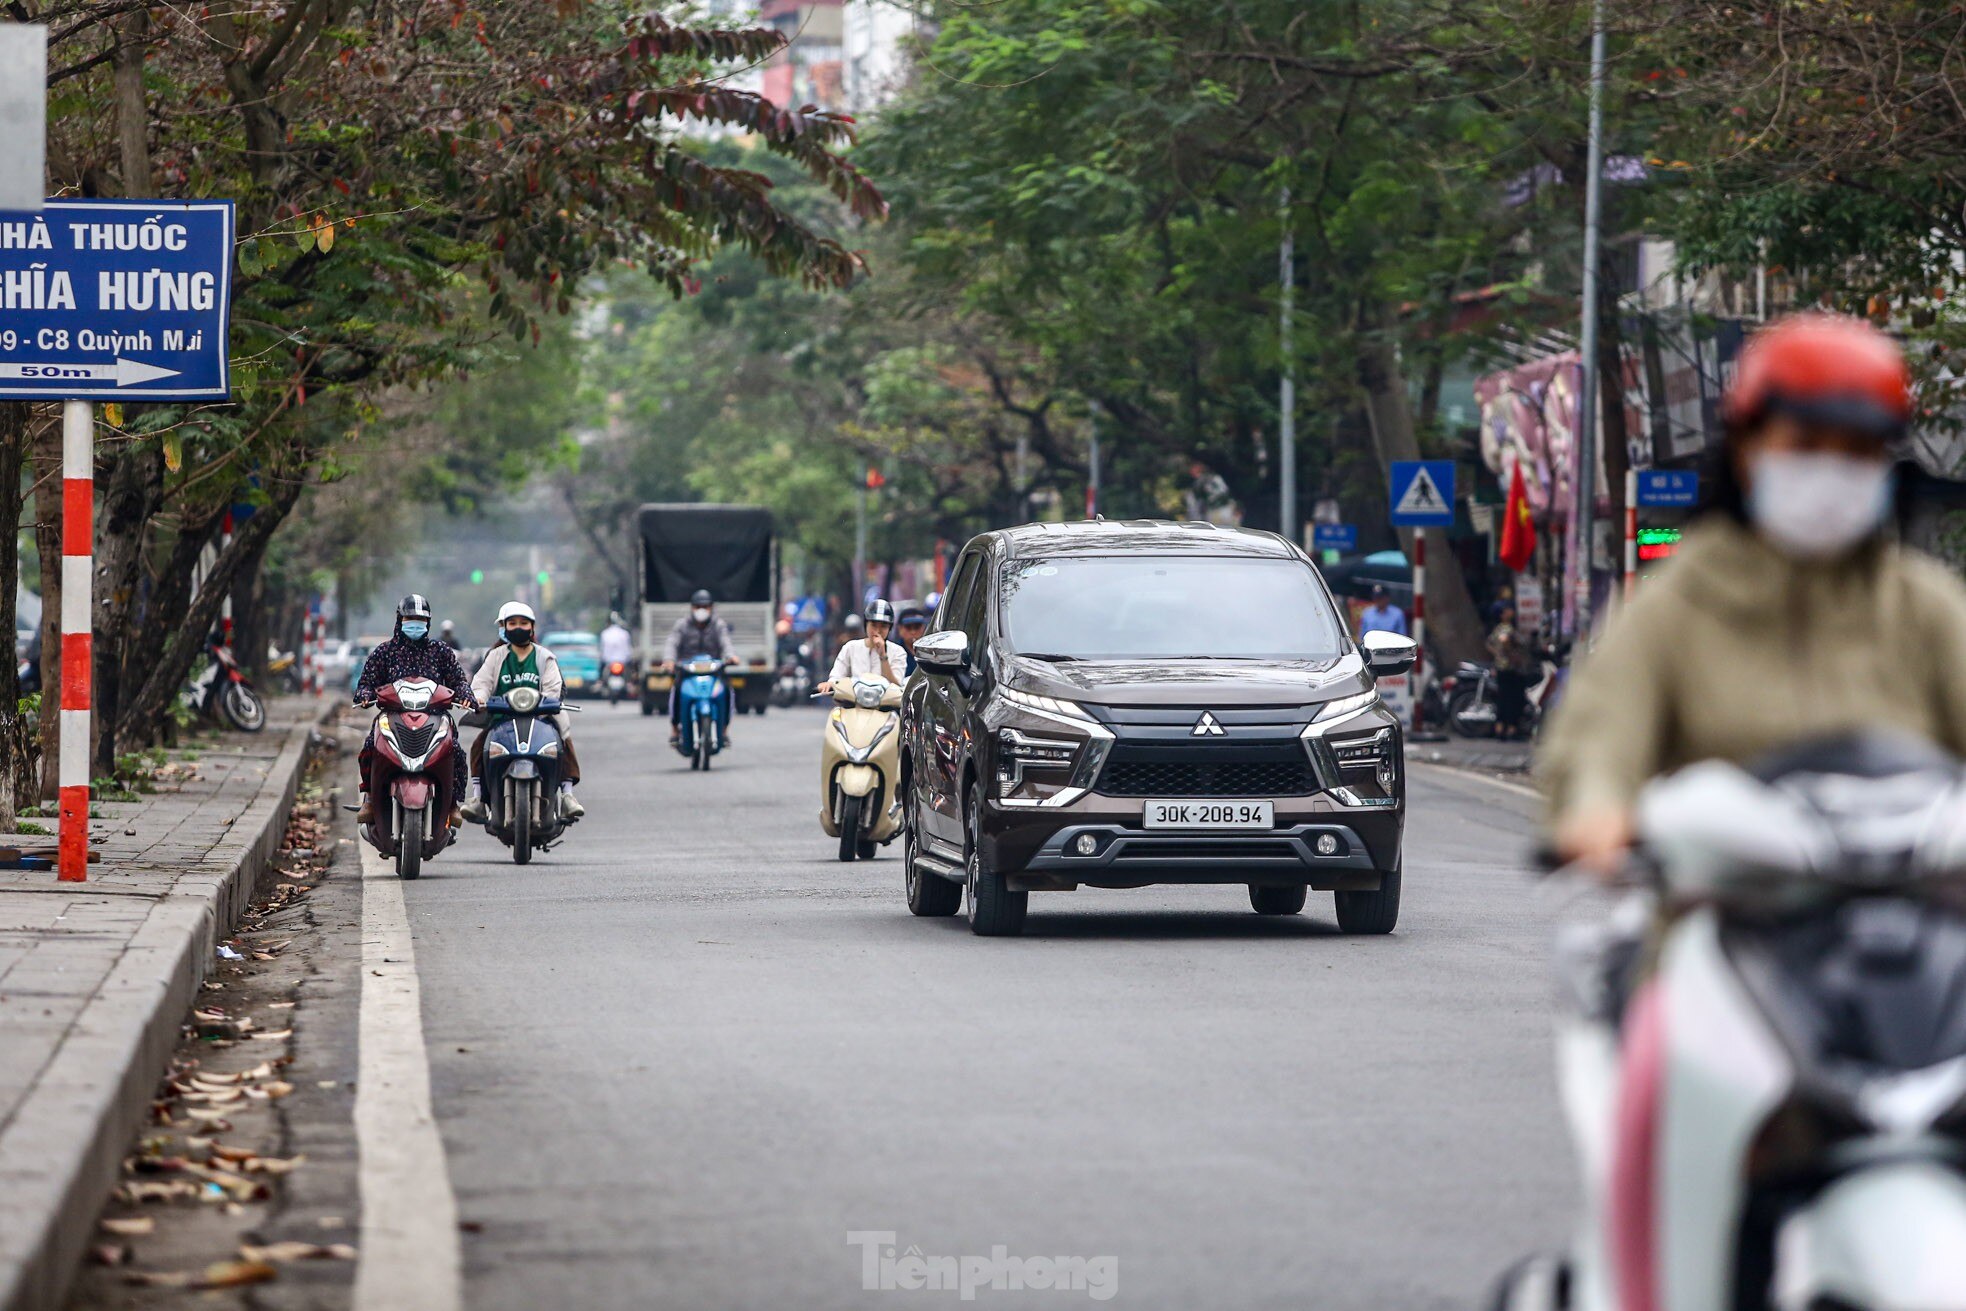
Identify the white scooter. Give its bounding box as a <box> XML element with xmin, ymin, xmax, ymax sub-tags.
<box><xmin>1496</xmin><ymin>733</ymin><xmax>1966</xmax><ymax>1311</ymax></box>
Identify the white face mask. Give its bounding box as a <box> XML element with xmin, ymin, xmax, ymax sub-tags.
<box><xmin>1747</xmin><ymin>451</ymin><xmax>1893</xmax><ymax>559</ymax></box>
<box><xmin>691</xmin><ymin>607</ymin><xmax>711</xmax><ymax>623</ymax></box>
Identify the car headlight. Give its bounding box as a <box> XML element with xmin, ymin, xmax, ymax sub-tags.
<box><xmin>999</xmin><ymin>686</ymin><xmax>1092</xmax><ymax>722</ymax></box>
<box><xmin>1312</xmin><ymin>688</ymin><xmax>1381</xmax><ymax>724</ymax></box>
<box><xmin>997</xmin><ymin>727</ymin><xmax>1079</xmax><ymax>796</ymax></box>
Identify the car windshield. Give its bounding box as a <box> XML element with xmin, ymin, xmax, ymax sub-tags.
<box><xmin>1001</xmin><ymin>555</ymin><xmax>1345</xmax><ymax>661</ymax></box>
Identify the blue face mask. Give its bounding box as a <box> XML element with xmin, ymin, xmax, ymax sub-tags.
<box><xmin>400</xmin><ymin>621</ymin><xmax>429</xmax><ymax>640</ymax></box>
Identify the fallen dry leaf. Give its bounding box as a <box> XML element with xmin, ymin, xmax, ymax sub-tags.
<box><xmin>123</xmin><ymin>1269</ymin><xmax>193</xmax><ymax>1288</ymax></box>
<box><xmin>251</xmin><ymin>1029</ymin><xmax>294</xmax><ymax>1042</ymax></box>
<box><xmin>243</xmin><ymin>1154</ymin><xmax>305</xmax><ymax>1175</ymax></box>
<box><xmin>119</xmin><ymin>1180</ymin><xmax>200</xmax><ymax>1204</ymax></box>
<box><xmin>239</xmin><ymin>1240</ymin><xmax>355</xmax><ymax>1263</ymax></box>
<box><xmin>90</xmin><ymin>1243</ymin><xmax>130</xmax><ymax>1266</ymax></box>
<box><xmin>99</xmin><ymin>1216</ymin><xmax>155</xmax><ymax>1237</ymax></box>
<box><xmin>262</xmin><ymin>1080</ymin><xmax>295</xmax><ymax>1099</ymax></box>
<box><xmin>197</xmin><ymin>1258</ymin><xmax>277</xmax><ymax>1288</ymax></box>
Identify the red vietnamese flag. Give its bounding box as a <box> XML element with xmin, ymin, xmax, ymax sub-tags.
<box><xmin>1499</xmin><ymin>460</ymin><xmax>1536</xmax><ymax>572</ymax></box>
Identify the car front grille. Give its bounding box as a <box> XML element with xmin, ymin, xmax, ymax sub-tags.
<box><xmin>1097</xmin><ymin>750</ymin><xmax>1317</xmax><ymax>798</ymax></box>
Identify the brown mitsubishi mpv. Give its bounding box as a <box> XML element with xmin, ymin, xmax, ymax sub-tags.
<box><xmin>899</xmin><ymin>520</ymin><xmax>1416</xmax><ymax>937</ymax></box>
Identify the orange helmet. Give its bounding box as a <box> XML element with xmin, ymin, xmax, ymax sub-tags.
<box><xmin>1722</xmin><ymin>313</ymin><xmax>1912</xmax><ymax>437</ymax></box>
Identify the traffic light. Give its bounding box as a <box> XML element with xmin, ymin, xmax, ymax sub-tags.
<box><xmin>470</xmin><ymin>569</ymin><xmax>484</xmax><ymax>585</ymax></box>
<box><xmin>536</xmin><ymin>570</ymin><xmax>550</xmax><ymax>585</ymax></box>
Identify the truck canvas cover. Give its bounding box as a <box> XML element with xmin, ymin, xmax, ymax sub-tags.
<box><xmin>638</xmin><ymin>504</ymin><xmax>773</xmax><ymax>604</ymax></box>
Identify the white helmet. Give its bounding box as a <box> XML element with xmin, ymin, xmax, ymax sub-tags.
<box><xmin>497</xmin><ymin>600</ymin><xmax>536</xmax><ymax>625</ymax></box>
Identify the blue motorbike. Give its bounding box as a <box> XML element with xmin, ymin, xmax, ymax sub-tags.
<box><xmin>477</xmin><ymin>686</ymin><xmax>573</xmax><ymax>863</ymax></box>
<box><xmin>675</xmin><ymin>654</ymin><xmax>730</xmax><ymax>771</ymax></box>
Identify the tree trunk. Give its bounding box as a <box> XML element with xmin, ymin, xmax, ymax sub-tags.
<box><xmin>92</xmin><ymin>442</ymin><xmax>163</xmax><ymax>777</ymax></box>
<box><xmin>228</xmin><ymin>528</ymin><xmax>273</xmax><ymax>683</ymax></box>
<box><xmin>0</xmin><ymin>406</ymin><xmax>32</xmax><ymax>825</ymax></box>
<box><xmin>119</xmin><ymin>487</ymin><xmax>300</xmax><ymax>745</ymax></box>
<box><xmin>31</xmin><ymin>419</ymin><xmax>62</xmax><ymax>801</ymax></box>
<box><xmin>1355</xmin><ymin>304</ymin><xmax>1487</xmax><ymax>668</ymax></box>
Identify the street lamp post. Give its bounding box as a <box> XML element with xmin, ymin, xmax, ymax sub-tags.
<box><xmin>1279</xmin><ymin>185</ymin><xmax>1296</xmax><ymax>543</ymax></box>
<box><xmin>1573</xmin><ymin>0</ymin><xmax>1608</xmax><ymax>639</ymax></box>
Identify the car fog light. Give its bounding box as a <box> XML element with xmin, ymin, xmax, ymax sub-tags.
<box><xmin>1315</xmin><ymin>834</ymin><xmax>1341</xmax><ymax>856</ymax></box>
<box><xmin>1073</xmin><ymin>833</ymin><xmax>1099</xmax><ymax>856</ymax></box>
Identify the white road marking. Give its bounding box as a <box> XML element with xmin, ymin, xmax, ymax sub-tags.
<box><xmin>355</xmin><ymin>843</ymin><xmax>462</xmax><ymax>1311</ymax></box>
<box><xmin>1408</xmin><ymin>760</ymin><xmax>1542</xmax><ymax>802</ymax></box>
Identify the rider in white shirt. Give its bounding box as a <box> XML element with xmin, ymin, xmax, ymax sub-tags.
<box><xmin>599</xmin><ymin>614</ymin><xmax>634</xmax><ymax>667</ymax></box>
<box><xmin>820</xmin><ymin>599</ymin><xmax>907</xmax><ymax>692</ymax></box>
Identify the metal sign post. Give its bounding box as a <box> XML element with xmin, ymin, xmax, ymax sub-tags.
<box><xmin>1</xmin><ymin>198</ymin><xmax>235</xmax><ymax>879</ymax></box>
<box><xmin>1389</xmin><ymin>460</ymin><xmax>1457</xmax><ymax>737</ymax></box>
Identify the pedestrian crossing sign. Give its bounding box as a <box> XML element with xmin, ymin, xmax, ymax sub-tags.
<box><xmin>1388</xmin><ymin>460</ymin><xmax>1455</xmax><ymax>527</ymax></box>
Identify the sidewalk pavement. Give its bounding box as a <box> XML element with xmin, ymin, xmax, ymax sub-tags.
<box><xmin>1409</xmin><ymin>734</ymin><xmax>1535</xmax><ymax>777</ymax></box>
<box><xmin>0</xmin><ymin>697</ymin><xmax>332</xmax><ymax>1311</ymax></box>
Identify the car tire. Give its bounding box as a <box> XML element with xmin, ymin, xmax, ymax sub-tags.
<box><xmin>904</xmin><ymin>789</ymin><xmax>960</xmax><ymax>917</ymax></box>
<box><xmin>1335</xmin><ymin>862</ymin><xmax>1401</xmax><ymax>935</ymax></box>
<box><xmin>964</xmin><ymin>788</ymin><xmax>1027</xmax><ymax>937</ymax></box>
<box><xmin>1248</xmin><ymin>884</ymin><xmax>1307</xmax><ymax>916</ymax></box>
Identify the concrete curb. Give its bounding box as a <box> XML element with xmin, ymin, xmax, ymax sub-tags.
<box><xmin>0</xmin><ymin>704</ymin><xmax>331</xmax><ymax>1311</ymax></box>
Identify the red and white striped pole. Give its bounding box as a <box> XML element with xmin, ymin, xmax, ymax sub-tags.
<box><xmin>1410</xmin><ymin>530</ymin><xmax>1427</xmax><ymax>732</ymax></box>
<box><xmin>218</xmin><ymin>508</ymin><xmax>234</xmax><ymax>644</ymax></box>
<box><xmin>1622</xmin><ymin>468</ymin><xmax>1638</xmax><ymax>601</ymax></box>
<box><xmin>58</xmin><ymin>400</ymin><xmax>93</xmax><ymax>883</ymax></box>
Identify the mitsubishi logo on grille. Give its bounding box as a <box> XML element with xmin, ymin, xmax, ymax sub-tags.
<box><xmin>1191</xmin><ymin>711</ymin><xmax>1226</xmax><ymax>737</ymax></box>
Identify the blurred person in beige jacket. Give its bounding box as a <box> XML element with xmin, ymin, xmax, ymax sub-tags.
<box><xmin>1539</xmin><ymin>314</ymin><xmax>1966</xmax><ymax>871</ymax></box>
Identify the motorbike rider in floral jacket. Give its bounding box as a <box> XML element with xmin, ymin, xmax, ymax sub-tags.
<box><xmin>354</xmin><ymin>594</ymin><xmax>477</xmax><ymax>827</ymax></box>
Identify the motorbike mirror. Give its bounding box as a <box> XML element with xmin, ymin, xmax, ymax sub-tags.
<box><xmin>1361</xmin><ymin>631</ymin><xmax>1418</xmax><ymax>679</ymax></box>
<box><xmin>914</xmin><ymin>630</ymin><xmax>969</xmax><ymax>674</ymax></box>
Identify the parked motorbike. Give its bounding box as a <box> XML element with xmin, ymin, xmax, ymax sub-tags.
<box><xmin>1494</xmin><ymin>733</ymin><xmax>1966</xmax><ymax>1311</ymax></box>
<box><xmin>474</xmin><ymin>685</ymin><xmax>575</xmax><ymax>864</ymax></box>
<box><xmin>605</xmin><ymin>660</ymin><xmax>631</xmax><ymax>707</ymax></box>
<box><xmin>770</xmin><ymin>645</ymin><xmax>814</xmax><ymax>708</ymax></box>
<box><xmin>1443</xmin><ymin>655</ymin><xmax>1558</xmax><ymax>739</ymax></box>
<box><xmin>183</xmin><ymin>635</ymin><xmax>266</xmax><ymax>732</ymax></box>
<box><xmin>267</xmin><ymin>643</ymin><xmax>303</xmax><ymax>695</ymax></box>
<box><xmin>819</xmin><ymin>675</ymin><xmax>902</xmax><ymax>861</ymax></box>
<box><xmin>674</xmin><ymin>654</ymin><xmax>730</xmax><ymax>771</ymax></box>
<box><xmin>358</xmin><ymin>677</ymin><xmax>463</xmax><ymax>880</ymax></box>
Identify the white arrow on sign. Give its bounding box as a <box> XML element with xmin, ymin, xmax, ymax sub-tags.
<box><xmin>0</xmin><ymin>357</ymin><xmax>182</xmax><ymax>387</ymax></box>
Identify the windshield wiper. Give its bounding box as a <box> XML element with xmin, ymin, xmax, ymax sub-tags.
<box><xmin>1017</xmin><ymin>652</ymin><xmax>1082</xmax><ymax>663</ymax></box>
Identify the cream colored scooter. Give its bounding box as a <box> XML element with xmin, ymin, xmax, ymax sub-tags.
<box><xmin>819</xmin><ymin>676</ymin><xmax>903</xmax><ymax>862</ymax></box>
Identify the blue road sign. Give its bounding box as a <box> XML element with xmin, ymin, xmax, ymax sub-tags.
<box><xmin>0</xmin><ymin>198</ymin><xmax>234</xmax><ymax>400</ymax></box>
<box><xmin>1388</xmin><ymin>460</ymin><xmax>1456</xmax><ymax>527</ymax></box>
<box><xmin>1635</xmin><ymin>469</ymin><xmax>1699</xmax><ymax>508</ymax></box>
<box><xmin>792</xmin><ymin>595</ymin><xmax>827</xmax><ymax>631</ymax></box>
<box><xmin>1312</xmin><ymin>523</ymin><xmax>1358</xmax><ymax>553</ymax></box>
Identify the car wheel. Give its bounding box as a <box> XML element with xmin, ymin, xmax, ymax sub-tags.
<box><xmin>1335</xmin><ymin>862</ymin><xmax>1401</xmax><ymax>935</ymax></box>
<box><xmin>964</xmin><ymin>788</ymin><xmax>1026</xmax><ymax>937</ymax></box>
<box><xmin>1248</xmin><ymin>884</ymin><xmax>1307</xmax><ymax>916</ymax></box>
<box><xmin>904</xmin><ymin>788</ymin><xmax>960</xmax><ymax>917</ymax></box>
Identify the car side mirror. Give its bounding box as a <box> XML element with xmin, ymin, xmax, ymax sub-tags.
<box><xmin>1361</xmin><ymin>630</ymin><xmax>1418</xmax><ymax>679</ymax></box>
<box><xmin>915</xmin><ymin>630</ymin><xmax>970</xmax><ymax>674</ymax></box>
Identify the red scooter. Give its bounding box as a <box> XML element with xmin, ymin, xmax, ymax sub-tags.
<box><xmin>360</xmin><ymin>677</ymin><xmax>463</xmax><ymax>880</ymax></box>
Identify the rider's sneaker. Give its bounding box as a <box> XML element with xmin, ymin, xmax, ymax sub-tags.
<box><xmin>356</xmin><ymin>796</ymin><xmax>375</xmax><ymax>825</ymax></box>
<box><xmin>559</xmin><ymin>789</ymin><xmax>585</xmax><ymax>821</ymax></box>
<box><xmin>446</xmin><ymin>806</ymin><xmax>463</xmax><ymax>831</ymax></box>
<box><xmin>669</xmin><ymin>726</ymin><xmax>681</xmax><ymax>745</ymax></box>
<box><xmin>459</xmin><ymin>795</ymin><xmax>489</xmax><ymax>823</ymax></box>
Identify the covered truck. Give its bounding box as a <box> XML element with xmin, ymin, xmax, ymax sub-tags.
<box><xmin>637</xmin><ymin>504</ymin><xmax>778</xmax><ymax>716</ymax></box>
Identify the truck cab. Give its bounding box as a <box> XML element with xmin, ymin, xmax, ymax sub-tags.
<box><xmin>636</xmin><ymin>504</ymin><xmax>779</xmax><ymax>717</ymax></box>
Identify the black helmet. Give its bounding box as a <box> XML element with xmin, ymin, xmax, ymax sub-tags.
<box><xmin>690</xmin><ymin>588</ymin><xmax>713</xmax><ymax>608</ymax></box>
<box><xmin>865</xmin><ymin>599</ymin><xmax>896</xmax><ymax>626</ymax></box>
<box><xmin>398</xmin><ymin>594</ymin><xmax>432</xmax><ymax>622</ymax></box>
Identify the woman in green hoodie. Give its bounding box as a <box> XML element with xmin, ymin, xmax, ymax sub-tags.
<box><xmin>1540</xmin><ymin>313</ymin><xmax>1966</xmax><ymax>870</ymax></box>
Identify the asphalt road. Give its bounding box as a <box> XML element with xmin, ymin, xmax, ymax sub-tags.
<box><xmin>400</xmin><ymin>701</ymin><xmax>1576</xmax><ymax>1311</ymax></box>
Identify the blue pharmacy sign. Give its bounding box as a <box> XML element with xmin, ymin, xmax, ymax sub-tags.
<box><xmin>1312</xmin><ymin>524</ymin><xmax>1358</xmax><ymax>553</ymax></box>
<box><xmin>1635</xmin><ymin>469</ymin><xmax>1699</xmax><ymax>509</ymax></box>
<box><xmin>0</xmin><ymin>198</ymin><xmax>234</xmax><ymax>400</ymax></box>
